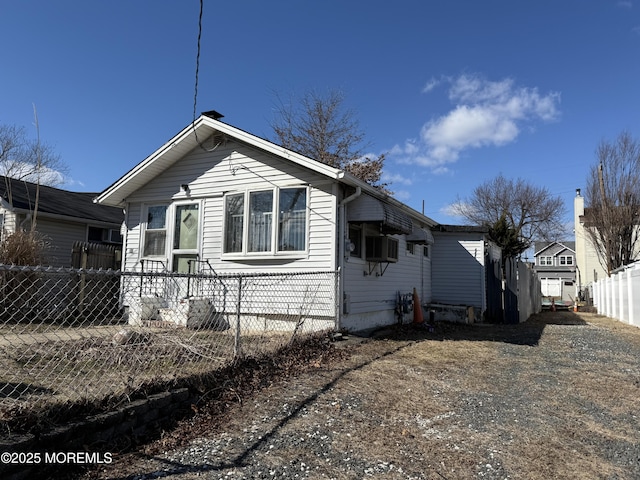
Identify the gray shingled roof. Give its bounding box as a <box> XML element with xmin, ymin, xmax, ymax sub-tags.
<box><xmin>0</xmin><ymin>176</ymin><xmax>123</xmax><ymax>225</ymax></box>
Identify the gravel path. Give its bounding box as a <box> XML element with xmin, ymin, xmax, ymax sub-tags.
<box><xmin>80</xmin><ymin>311</ymin><xmax>640</xmax><ymax>480</ymax></box>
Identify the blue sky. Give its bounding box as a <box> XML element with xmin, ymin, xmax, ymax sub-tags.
<box><xmin>2</xmin><ymin>1</ymin><xmax>640</xmax><ymax>232</ymax></box>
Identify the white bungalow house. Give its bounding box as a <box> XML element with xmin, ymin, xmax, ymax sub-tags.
<box><xmin>95</xmin><ymin>111</ymin><xmax>437</xmax><ymax>332</ymax></box>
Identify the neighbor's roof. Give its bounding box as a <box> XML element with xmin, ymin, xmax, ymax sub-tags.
<box><xmin>95</xmin><ymin>112</ymin><xmax>438</xmax><ymax>227</ymax></box>
<box><xmin>0</xmin><ymin>176</ymin><xmax>123</xmax><ymax>225</ymax></box>
<box><xmin>533</xmin><ymin>241</ymin><xmax>576</xmax><ymax>256</ymax></box>
<box><xmin>434</xmin><ymin>224</ymin><xmax>490</xmax><ymax>234</ymax></box>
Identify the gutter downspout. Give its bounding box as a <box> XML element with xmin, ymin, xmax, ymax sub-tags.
<box><xmin>337</xmin><ymin>186</ymin><xmax>361</xmax><ymax>331</ymax></box>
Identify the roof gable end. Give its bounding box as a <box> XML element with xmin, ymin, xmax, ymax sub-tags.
<box><xmin>96</xmin><ymin>115</ymin><xmax>347</xmax><ymax>207</ymax></box>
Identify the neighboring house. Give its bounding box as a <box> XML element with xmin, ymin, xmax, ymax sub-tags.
<box><xmin>0</xmin><ymin>176</ymin><xmax>124</xmax><ymax>267</ymax></box>
<box><xmin>574</xmin><ymin>189</ymin><xmax>607</xmax><ymax>296</ymax></box>
<box><xmin>95</xmin><ymin>111</ymin><xmax>438</xmax><ymax>332</ymax></box>
<box><xmin>430</xmin><ymin>225</ymin><xmax>503</xmax><ymax>322</ymax></box>
<box><xmin>533</xmin><ymin>240</ymin><xmax>576</xmax><ymax>302</ymax></box>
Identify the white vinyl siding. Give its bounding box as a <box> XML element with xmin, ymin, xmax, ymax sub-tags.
<box><xmin>123</xmin><ymin>203</ymin><xmax>142</xmax><ymax>271</ymax></box>
<box><xmin>124</xmin><ymin>138</ymin><xmax>336</xmax><ymax>274</ymax></box>
<box><xmin>0</xmin><ymin>206</ymin><xmax>16</xmax><ymax>241</ymax></box>
<box><xmin>342</xmin><ymin>223</ymin><xmax>432</xmax><ymax>322</ymax></box>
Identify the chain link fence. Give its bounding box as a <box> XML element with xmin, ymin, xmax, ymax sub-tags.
<box><xmin>0</xmin><ymin>264</ymin><xmax>338</xmax><ymax>427</ymax></box>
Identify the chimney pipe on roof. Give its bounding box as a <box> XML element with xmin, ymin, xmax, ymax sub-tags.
<box><xmin>202</xmin><ymin>110</ymin><xmax>224</xmax><ymax>120</ymax></box>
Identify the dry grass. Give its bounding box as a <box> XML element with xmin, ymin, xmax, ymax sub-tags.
<box><xmin>76</xmin><ymin>312</ymin><xmax>640</xmax><ymax>479</ymax></box>
<box><xmin>0</xmin><ymin>326</ymin><xmax>301</xmax><ymax>434</ymax></box>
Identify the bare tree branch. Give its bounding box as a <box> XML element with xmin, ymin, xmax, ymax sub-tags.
<box><xmin>454</xmin><ymin>174</ymin><xmax>565</xmax><ymax>255</ymax></box>
<box><xmin>271</xmin><ymin>89</ymin><xmax>390</xmax><ymax>193</ymax></box>
<box><xmin>584</xmin><ymin>131</ymin><xmax>640</xmax><ymax>275</ymax></box>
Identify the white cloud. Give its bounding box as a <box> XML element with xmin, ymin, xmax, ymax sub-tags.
<box><xmin>431</xmin><ymin>166</ymin><xmax>451</xmax><ymax>175</ymax></box>
<box><xmin>389</xmin><ymin>73</ymin><xmax>560</xmax><ymax>173</ymax></box>
<box><xmin>0</xmin><ymin>163</ymin><xmax>66</xmax><ymax>187</ymax></box>
<box><xmin>617</xmin><ymin>1</ymin><xmax>633</xmax><ymax>8</ymax></box>
<box><xmin>393</xmin><ymin>189</ymin><xmax>411</xmax><ymax>202</ymax></box>
<box><xmin>382</xmin><ymin>171</ymin><xmax>413</xmax><ymax>186</ymax></box>
<box><xmin>440</xmin><ymin>201</ymin><xmax>470</xmax><ymax>219</ymax></box>
<box><xmin>422</xmin><ymin>77</ymin><xmax>442</xmax><ymax>93</ymax></box>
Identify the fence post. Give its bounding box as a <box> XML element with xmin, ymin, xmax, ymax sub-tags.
<box><xmin>607</xmin><ymin>277</ymin><xmax>611</xmax><ymax>317</ymax></box>
<box><xmin>139</xmin><ymin>259</ymin><xmax>145</xmax><ymax>297</ymax></box>
<box><xmin>619</xmin><ymin>270</ymin><xmax>626</xmax><ymax>322</ymax></box>
<box><xmin>628</xmin><ymin>267</ymin><xmax>634</xmax><ymax>326</ymax></box>
<box><xmin>234</xmin><ymin>276</ymin><xmax>242</xmax><ymax>359</ymax></box>
<box><xmin>78</xmin><ymin>246</ymin><xmax>88</xmax><ymax>317</ymax></box>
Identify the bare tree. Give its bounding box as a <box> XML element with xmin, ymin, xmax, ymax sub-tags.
<box><xmin>453</xmin><ymin>174</ymin><xmax>565</xmax><ymax>256</ymax></box>
<box><xmin>584</xmin><ymin>132</ymin><xmax>640</xmax><ymax>275</ymax></box>
<box><xmin>0</xmin><ymin>122</ymin><xmax>67</xmax><ymax>207</ymax></box>
<box><xmin>271</xmin><ymin>89</ymin><xmax>389</xmax><ymax>192</ymax></box>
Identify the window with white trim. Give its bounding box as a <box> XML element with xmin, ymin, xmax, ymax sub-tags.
<box><xmin>559</xmin><ymin>255</ymin><xmax>574</xmax><ymax>266</ymax></box>
<box><xmin>224</xmin><ymin>194</ymin><xmax>244</xmax><ymax>253</ymax></box>
<box><xmin>141</xmin><ymin>203</ymin><xmax>201</xmax><ymax>272</ymax></box>
<box><xmin>538</xmin><ymin>256</ymin><xmax>553</xmax><ymax>266</ymax></box>
<box><xmin>223</xmin><ymin>187</ymin><xmax>308</xmax><ymax>255</ymax></box>
<box><xmin>278</xmin><ymin>188</ymin><xmax>307</xmax><ymax>251</ymax></box>
<box><xmin>143</xmin><ymin>205</ymin><xmax>168</xmax><ymax>257</ymax></box>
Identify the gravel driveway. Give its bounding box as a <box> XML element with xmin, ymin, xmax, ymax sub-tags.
<box><xmin>79</xmin><ymin>311</ymin><xmax>640</xmax><ymax>480</ymax></box>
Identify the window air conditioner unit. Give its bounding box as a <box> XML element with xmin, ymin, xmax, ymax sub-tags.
<box><xmin>365</xmin><ymin>236</ymin><xmax>399</xmax><ymax>263</ymax></box>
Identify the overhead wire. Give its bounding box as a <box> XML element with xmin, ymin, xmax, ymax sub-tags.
<box><xmin>192</xmin><ymin>0</ymin><xmax>203</xmax><ymax>127</ymax></box>
<box><xmin>191</xmin><ymin>0</ymin><xmax>218</xmax><ymax>152</ymax></box>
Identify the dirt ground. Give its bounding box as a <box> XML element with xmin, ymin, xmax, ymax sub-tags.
<box><xmin>74</xmin><ymin>311</ymin><xmax>640</xmax><ymax>479</ymax></box>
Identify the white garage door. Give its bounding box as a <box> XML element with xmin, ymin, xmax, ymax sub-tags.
<box><xmin>541</xmin><ymin>278</ymin><xmax>561</xmax><ymax>297</ymax></box>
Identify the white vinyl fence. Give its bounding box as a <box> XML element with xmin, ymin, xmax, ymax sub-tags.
<box><xmin>592</xmin><ymin>262</ymin><xmax>640</xmax><ymax>327</ymax></box>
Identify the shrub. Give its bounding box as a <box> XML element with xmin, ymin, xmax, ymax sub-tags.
<box><xmin>0</xmin><ymin>230</ymin><xmax>49</xmax><ymax>265</ymax></box>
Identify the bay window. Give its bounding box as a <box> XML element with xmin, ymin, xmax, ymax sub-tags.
<box><xmin>224</xmin><ymin>187</ymin><xmax>307</xmax><ymax>255</ymax></box>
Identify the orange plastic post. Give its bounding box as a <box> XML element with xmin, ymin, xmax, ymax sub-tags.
<box><xmin>413</xmin><ymin>287</ymin><xmax>424</xmax><ymax>324</ymax></box>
